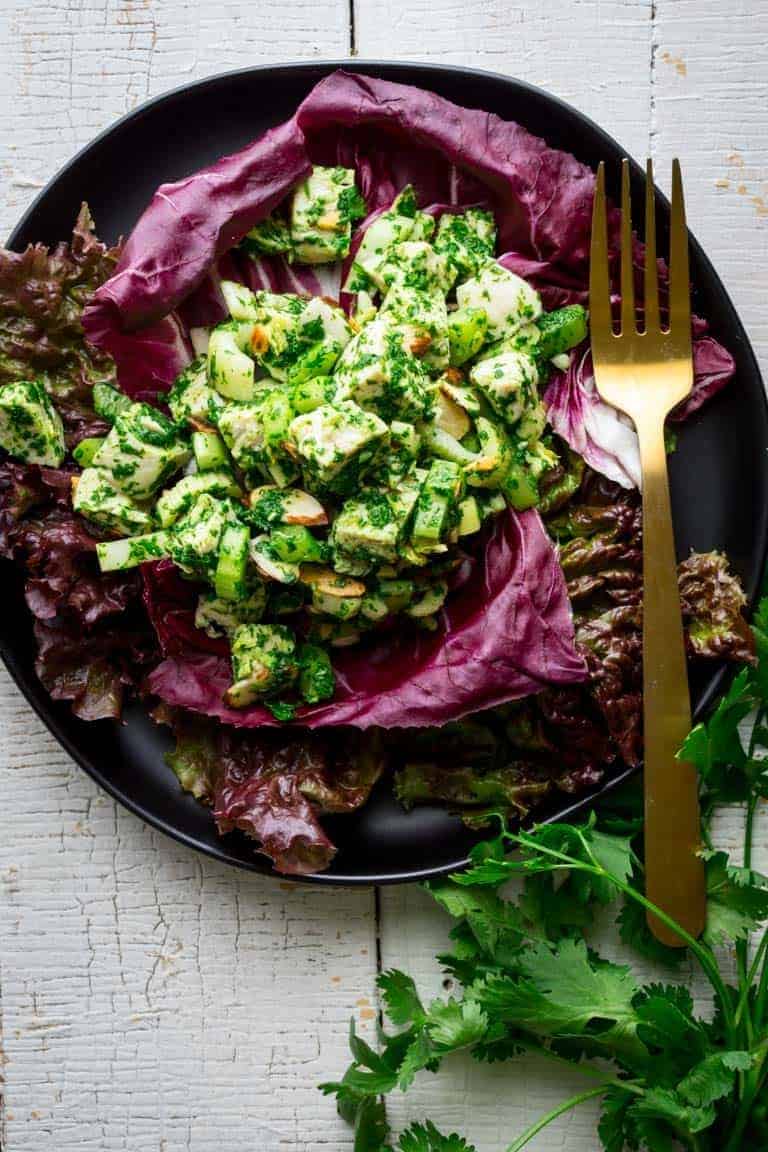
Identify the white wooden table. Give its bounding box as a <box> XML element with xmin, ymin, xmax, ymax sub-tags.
<box><xmin>0</xmin><ymin>2</ymin><xmax>766</xmax><ymax>1148</ymax></box>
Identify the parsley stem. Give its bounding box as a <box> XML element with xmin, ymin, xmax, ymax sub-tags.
<box><xmin>529</xmin><ymin>1043</ymin><xmax>643</xmax><ymax>1094</ymax></box>
<box><xmin>503</xmin><ymin>1085</ymin><xmax>608</xmax><ymax>1152</ymax></box>
<box><xmin>754</xmin><ymin>928</ymin><xmax>768</xmax><ymax>1031</ymax></box>
<box><xmin>735</xmin><ymin>929</ymin><xmax>768</xmax><ymax>1030</ymax></box>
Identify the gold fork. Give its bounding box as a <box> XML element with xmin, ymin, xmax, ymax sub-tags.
<box><xmin>590</xmin><ymin>158</ymin><xmax>706</xmax><ymax>945</ymax></box>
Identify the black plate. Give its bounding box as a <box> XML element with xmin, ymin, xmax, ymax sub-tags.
<box><xmin>4</xmin><ymin>61</ymin><xmax>767</xmax><ymax>884</ymax></box>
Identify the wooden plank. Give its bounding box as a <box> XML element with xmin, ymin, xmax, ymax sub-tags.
<box><xmin>0</xmin><ymin>667</ymin><xmax>378</xmax><ymax>1151</ymax></box>
<box><xmin>354</xmin><ymin>0</ymin><xmax>653</xmax><ymax>159</ymax></box>
<box><xmin>0</xmin><ymin>4</ymin><xmax>376</xmax><ymax>1150</ymax></box>
<box><xmin>0</xmin><ymin>0</ymin><xmax>351</xmax><ymax>240</ymax></box>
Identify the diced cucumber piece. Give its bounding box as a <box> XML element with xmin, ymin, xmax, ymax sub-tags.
<box><xmin>72</xmin><ymin>436</ymin><xmax>105</xmax><ymax>468</ymax></box>
<box><xmin>73</xmin><ymin>467</ymin><xmax>154</xmax><ymax>535</ymax></box>
<box><xmin>411</xmin><ymin>460</ymin><xmax>463</xmax><ymax>552</ymax></box>
<box><xmin>291</xmin><ymin>375</ymin><xmax>336</xmax><ymax>414</ymax></box>
<box><xmin>215</xmin><ymin>522</ymin><xmax>251</xmax><ymax>601</ymax></box>
<box><xmin>0</xmin><ymin>380</ymin><xmax>66</xmax><ymax>467</ymax></box>
<box><xmin>268</xmin><ymin>524</ymin><xmax>327</xmax><ymax>565</ymax></box>
<box><xmin>298</xmin><ymin>643</ymin><xmax>335</xmax><ymax>704</ymax></box>
<box><xmin>360</xmin><ymin>591</ymin><xmax>388</xmax><ymax>622</ymax></box>
<box><xmin>447</xmin><ymin>307</ymin><xmax>489</xmax><ymax>366</ymax></box>
<box><xmin>501</xmin><ymin>439</ymin><xmax>559</xmax><ymax>511</ymax></box>
<box><xmin>192</xmin><ymin>428</ymin><xmax>231</xmax><ymax>472</ymax></box>
<box><xmin>93</xmin><ymin>382</ymin><xmax>132</xmax><ymax>423</ymax></box>
<box><xmin>285</xmin><ymin>339</ymin><xmax>344</xmax><ymax>386</ymax></box>
<box><xmin>422</xmin><ymin>424</ymin><xmax>476</xmax><ymax>466</ymax></box>
<box><xmin>261</xmin><ymin>389</ymin><xmax>293</xmax><ymax>450</ymax></box>
<box><xmin>457</xmin><ymin>495</ymin><xmax>481</xmax><ymax>536</ymax></box>
<box><xmin>97</xmin><ymin>531</ymin><xmax>170</xmax><ymax>572</ymax></box>
<box><xmin>501</xmin><ymin>455</ymin><xmax>540</xmax><ymax>511</ymax></box>
<box><xmin>220</xmin><ymin>280</ymin><xmax>262</xmax><ymax>320</ymax></box>
<box><xmin>344</xmin><ymin>187</ymin><xmax>419</xmax><ymax>292</ymax></box>
<box><xmin>155</xmin><ymin>471</ymin><xmax>241</xmax><ymax>528</ymax></box>
<box><xmin>207</xmin><ymin>324</ymin><xmax>257</xmax><ymax>401</ymax></box>
<box><xmin>260</xmin><ymin>389</ymin><xmax>298</xmax><ymax>488</ymax></box>
<box><xmin>536</xmin><ymin>305</ymin><xmax>588</xmax><ymax>361</ymax></box>
<box><xmin>464</xmin><ymin>417</ymin><xmax>513</xmax><ymax>490</ymax></box>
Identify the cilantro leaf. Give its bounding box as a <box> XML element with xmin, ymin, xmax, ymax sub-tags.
<box><xmin>626</xmin><ymin>1085</ymin><xmax>717</xmax><ymax>1137</ymax></box>
<box><xmin>426</xmin><ymin>998</ymin><xmax>488</xmax><ymax>1051</ymax></box>
<box><xmin>396</xmin><ymin>1029</ymin><xmax>436</xmax><ymax>1091</ymax></box>
<box><xmin>598</xmin><ymin>1086</ymin><xmax>634</xmax><ymax>1152</ymax></box>
<box><xmin>428</xmin><ymin>880</ymin><xmax>528</xmax><ymax>963</ymax></box>
<box><xmin>677</xmin><ymin>1050</ymin><xmax>752</xmax><ymax>1109</ymax></box>
<box><xmin>703</xmin><ymin>851</ymin><xmax>768</xmax><ymax>944</ymax></box>
<box><xmin>677</xmin><ymin>668</ymin><xmax>755</xmax><ymax>809</ymax></box>
<box><xmin>398</xmin><ymin>1120</ymin><xmax>477</xmax><ymax>1152</ymax></box>
<box><xmin>617</xmin><ymin>892</ymin><xmax>686</xmax><ymax>968</ymax></box>
<box><xmin>353</xmin><ymin>1095</ymin><xmax>391</xmax><ymax>1151</ymax></box>
<box><xmin>474</xmin><ymin>938</ymin><xmax>643</xmax><ymax>1066</ymax></box>
<box><xmin>378</xmin><ymin>970</ymin><xmax>425</xmax><ymax>1028</ymax></box>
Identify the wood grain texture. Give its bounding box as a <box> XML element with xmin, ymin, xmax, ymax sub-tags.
<box><xmin>0</xmin><ymin>0</ymin><xmax>766</xmax><ymax>1149</ymax></box>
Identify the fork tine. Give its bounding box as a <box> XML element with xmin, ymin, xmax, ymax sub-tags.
<box><xmin>589</xmin><ymin>162</ymin><xmax>613</xmax><ymax>344</ymax></box>
<box><xmin>644</xmin><ymin>158</ymin><xmax>661</xmax><ymax>333</ymax></box>
<box><xmin>620</xmin><ymin>159</ymin><xmax>636</xmax><ymax>334</ymax></box>
<box><xmin>668</xmin><ymin>158</ymin><xmax>691</xmax><ymax>343</ymax></box>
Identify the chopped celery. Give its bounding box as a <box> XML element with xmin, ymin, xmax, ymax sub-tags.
<box><xmin>214</xmin><ymin>522</ymin><xmax>251</xmax><ymax>601</ymax></box>
<box><xmin>72</xmin><ymin>436</ymin><xmax>104</xmax><ymax>468</ymax></box>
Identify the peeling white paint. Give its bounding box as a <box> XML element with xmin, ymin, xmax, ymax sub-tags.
<box><xmin>0</xmin><ymin>1</ymin><xmax>766</xmax><ymax>1149</ymax></box>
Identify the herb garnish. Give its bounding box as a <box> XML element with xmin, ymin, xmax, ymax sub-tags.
<box><xmin>321</xmin><ymin>595</ymin><xmax>768</xmax><ymax>1151</ymax></box>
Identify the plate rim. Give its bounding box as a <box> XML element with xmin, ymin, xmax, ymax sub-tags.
<box><xmin>3</xmin><ymin>58</ymin><xmax>767</xmax><ymax>886</ymax></box>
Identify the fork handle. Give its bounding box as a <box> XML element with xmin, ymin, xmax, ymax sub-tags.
<box><xmin>636</xmin><ymin>410</ymin><xmax>706</xmax><ymax>946</ymax></box>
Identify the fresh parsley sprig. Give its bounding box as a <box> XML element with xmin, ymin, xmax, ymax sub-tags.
<box><xmin>321</xmin><ymin>596</ymin><xmax>768</xmax><ymax>1152</ymax></box>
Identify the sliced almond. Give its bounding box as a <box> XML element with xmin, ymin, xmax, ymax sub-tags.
<box><xmin>281</xmin><ymin>489</ymin><xmax>328</xmax><ymax>526</ymax></box>
<box><xmin>250</xmin><ymin>543</ymin><xmax>300</xmax><ymax>584</ymax></box>
<box><xmin>316</xmin><ymin>210</ymin><xmax>341</xmax><ymax>232</ymax></box>
<box><xmin>435</xmin><ymin>391</ymin><xmax>471</xmax><ymax>440</ymax></box>
<box><xmin>406</xmin><ymin>330</ymin><xmax>433</xmax><ymax>358</ymax></box>
<box><xmin>468</xmin><ymin>455</ymin><xmax>498</xmax><ymax>474</ymax></box>
<box><xmin>250</xmin><ymin>324</ymin><xmax>270</xmax><ymax>356</ymax></box>
<box><xmin>300</xmin><ymin>564</ymin><xmax>365</xmax><ymax>597</ymax></box>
